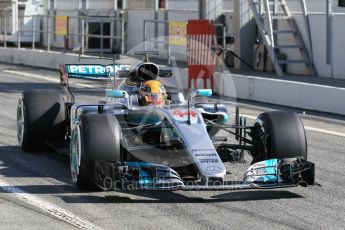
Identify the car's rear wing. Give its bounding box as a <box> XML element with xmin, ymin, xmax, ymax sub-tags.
<box><xmin>59</xmin><ymin>64</ymin><xmax>130</xmax><ymax>105</ymax></box>
<box><xmin>59</xmin><ymin>62</ymin><xmax>172</xmax><ymax>104</ymax></box>
<box><xmin>60</xmin><ymin>64</ymin><xmax>130</xmax><ymax>79</ymax></box>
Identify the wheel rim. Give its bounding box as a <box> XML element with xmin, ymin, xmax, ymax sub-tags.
<box><xmin>17</xmin><ymin>98</ymin><xmax>25</xmax><ymax>147</ymax></box>
<box><xmin>70</xmin><ymin>125</ymin><xmax>81</xmax><ymax>183</ymax></box>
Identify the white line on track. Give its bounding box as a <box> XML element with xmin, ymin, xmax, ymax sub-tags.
<box><xmin>4</xmin><ymin>69</ymin><xmax>345</xmax><ymax>138</ymax></box>
<box><xmin>0</xmin><ymin>178</ymin><xmax>102</xmax><ymax>230</ymax></box>
<box><xmin>302</xmin><ymin>126</ymin><xmax>345</xmax><ymax>138</ymax></box>
<box><xmin>240</xmin><ymin>114</ymin><xmax>345</xmax><ymax>138</ymax></box>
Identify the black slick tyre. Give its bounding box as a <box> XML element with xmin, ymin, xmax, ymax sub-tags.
<box><xmin>17</xmin><ymin>90</ymin><xmax>67</xmax><ymax>152</ymax></box>
<box><xmin>254</xmin><ymin>111</ymin><xmax>307</xmax><ymax>162</ymax></box>
<box><xmin>70</xmin><ymin>114</ymin><xmax>122</xmax><ymax>190</ymax></box>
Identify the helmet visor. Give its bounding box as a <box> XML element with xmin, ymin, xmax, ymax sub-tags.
<box><xmin>144</xmin><ymin>94</ymin><xmax>164</xmax><ymax>105</ymax></box>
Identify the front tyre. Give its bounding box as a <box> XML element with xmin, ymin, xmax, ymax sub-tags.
<box><xmin>252</xmin><ymin>111</ymin><xmax>307</xmax><ymax>163</ymax></box>
<box><xmin>70</xmin><ymin>114</ymin><xmax>122</xmax><ymax>190</ymax></box>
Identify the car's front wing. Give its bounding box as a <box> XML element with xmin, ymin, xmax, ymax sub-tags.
<box><xmin>94</xmin><ymin>159</ymin><xmax>315</xmax><ymax>191</ymax></box>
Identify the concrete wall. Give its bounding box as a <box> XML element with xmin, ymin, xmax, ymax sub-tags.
<box><xmin>308</xmin><ymin>15</ymin><xmax>332</xmax><ymax>78</ymax></box>
<box><xmin>0</xmin><ymin>48</ymin><xmax>80</xmax><ymax>69</ymax></box>
<box><xmin>161</xmin><ymin>67</ymin><xmax>345</xmax><ymax>115</ymax></box>
<box><xmin>227</xmin><ymin>74</ymin><xmax>345</xmax><ymax>115</ymax></box>
<box><xmin>54</xmin><ymin>0</ymin><xmax>79</xmax><ymax>10</ymax></box>
<box><xmin>161</xmin><ymin>65</ymin><xmax>345</xmax><ymax>115</ymax></box>
<box><xmin>0</xmin><ymin>48</ymin><xmax>117</xmax><ymax>68</ymax></box>
<box><xmin>127</xmin><ymin>9</ymin><xmax>154</xmax><ymax>52</ymax></box>
<box><xmin>331</xmin><ymin>15</ymin><xmax>345</xmax><ymax>79</ymax></box>
<box><xmin>166</xmin><ymin>0</ymin><xmax>198</xmax><ymax>10</ymax></box>
<box><xmin>88</xmin><ymin>0</ymin><xmax>114</xmax><ymax>10</ymax></box>
<box><xmin>232</xmin><ymin>0</ymin><xmax>256</xmax><ymax>70</ymax></box>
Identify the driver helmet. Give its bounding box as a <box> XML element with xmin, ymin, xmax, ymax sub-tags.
<box><xmin>138</xmin><ymin>80</ymin><xmax>166</xmax><ymax>106</ymax></box>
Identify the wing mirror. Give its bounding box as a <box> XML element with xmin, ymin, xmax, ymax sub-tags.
<box><xmin>191</xmin><ymin>89</ymin><xmax>212</xmax><ymax>97</ymax></box>
<box><xmin>106</xmin><ymin>89</ymin><xmax>129</xmax><ymax>98</ymax></box>
<box><xmin>188</xmin><ymin>89</ymin><xmax>212</xmax><ymax>110</ymax></box>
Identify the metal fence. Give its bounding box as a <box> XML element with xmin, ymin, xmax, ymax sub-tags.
<box><xmin>0</xmin><ymin>13</ymin><xmax>126</xmax><ymax>55</ymax></box>
<box><xmin>143</xmin><ymin>19</ymin><xmax>227</xmax><ymax>65</ymax></box>
<box><xmin>0</xmin><ymin>11</ymin><xmax>10</xmax><ymax>48</ymax></box>
<box><xmin>143</xmin><ymin>19</ymin><xmax>171</xmax><ymax>63</ymax></box>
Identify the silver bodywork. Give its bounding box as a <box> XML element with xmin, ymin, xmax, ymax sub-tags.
<box><xmin>70</xmin><ymin>77</ymin><xmax>229</xmax><ymax>182</ymax></box>
<box><xmin>67</xmin><ymin>62</ymin><xmax>315</xmax><ymax>190</ymax></box>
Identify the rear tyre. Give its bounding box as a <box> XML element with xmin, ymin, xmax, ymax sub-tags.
<box><xmin>17</xmin><ymin>90</ymin><xmax>67</xmax><ymax>152</ymax></box>
<box><xmin>252</xmin><ymin>111</ymin><xmax>307</xmax><ymax>163</ymax></box>
<box><xmin>70</xmin><ymin>114</ymin><xmax>122</xmax><ymax>190</ymax></box>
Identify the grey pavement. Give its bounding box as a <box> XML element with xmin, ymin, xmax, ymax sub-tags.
<box><xmin>0</xmin><ymin>63</ymin><xmax>344</xmax><ymax>230</ymax></box>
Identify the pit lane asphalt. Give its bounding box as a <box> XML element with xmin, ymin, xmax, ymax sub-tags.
<box><xmin>0</xmin><ymin>63</ymin><xmax>344</xmax><ymax>230</ymax></box>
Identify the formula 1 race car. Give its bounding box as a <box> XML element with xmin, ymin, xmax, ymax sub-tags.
<box><xmin>17</xmin><ymin>52</ymin><xmax>315</xmax><ymax>191</ymax></box>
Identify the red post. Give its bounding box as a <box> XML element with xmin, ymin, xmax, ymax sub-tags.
<box><xmin>187</xmin><ymin>20</ymin><xmax>216</xmax><ymax>90</ymax></box>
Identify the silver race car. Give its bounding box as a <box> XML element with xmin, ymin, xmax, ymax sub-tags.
<box><xmin>17</xmin><ymin>52</ymin><xmax>315</xmax><ymax>191</ymax></box>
